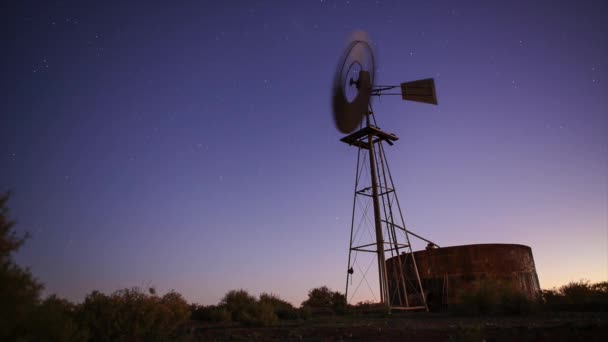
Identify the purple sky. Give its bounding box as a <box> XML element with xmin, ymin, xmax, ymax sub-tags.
<box><xmin>1</xmin><ymin>0</ymin><xmax>606</xmax><ymax>306</ymax></box>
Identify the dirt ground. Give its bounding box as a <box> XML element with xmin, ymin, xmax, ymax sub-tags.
<box><xmin>191</xmin><ymin>311</ymin><xmax>608</xmax><ymax>341</ymax></box>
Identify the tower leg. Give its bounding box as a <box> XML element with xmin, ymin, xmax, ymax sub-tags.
<box><xmin>368</xmin><ymin>134</ymin><xmax>389</xmax><ymax>308</ymax></box>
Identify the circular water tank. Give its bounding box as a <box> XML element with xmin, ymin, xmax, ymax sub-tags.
<box><xmin>386</xmin><ymin>243</ymin><xmax>541</xmax><ymax>307</ymax></box>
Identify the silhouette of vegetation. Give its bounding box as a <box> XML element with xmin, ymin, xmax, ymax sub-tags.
<box><xmin>542</xmin><ymin>280</ymin><xmax>608</xmax><ymax>311</ymax></box>
<box><xmin>0</xmin><ymin>192</ymin><xmax>44</xmax><ymax>340</ymax></box>
<box><xmin>259</xmin><ymin>292</ymin><xmax>299</xmax><ymax>320</ymax></box>
<box><xmin>29</xmin><ymin>295</ymin><xmax>85</xmax><ymax>341</ymax></box>
<box><xmin>79</xmin><ymin>287</ymin><xmax>190</xmax><ymax>340</ymax></box>
<box><xmin>220</xmin><ymin>289</ymin><xmax>259</xmax><ymax>323</ymax></box>
<box><xmin>301</xmin><ymin>286</ymin><xmax>347</xmax><ymax>315</ymax></box>
<box><xmin>215</xmin><ymin>290</ymin><xmax>289</xmax><ymax>326</ymax></box>
<box><xmin>190</xmin><ymin>304</ymin><xmax>231</xmax><ymax>323</ymax></box>
<box><xmin>190</xmin><ymin>290</ymin><xmax>308</xmax><ymax>326</ymax></box>
<box><xmin>456</xmin><ymin>279</ymin><xmax>608</xmax><ymax>315</ymax></box>
<box><xmin>1</xmin><ymin>191</ymin><xmax>607</xmax><ymax>340</ymax></box>
<box><xmin>349</xmin><ymin>300</ymin><xmax>390</xmax><ymax>315</ymax></box>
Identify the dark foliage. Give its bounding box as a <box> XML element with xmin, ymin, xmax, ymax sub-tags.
<box><xmin>0</xmin><ymin>192</ymin><xmax>44</xmax><ymax>340</ymax></box>
<box><xmin>543</xmin><ymin>280</ymin><xmax>608</xmax><ymax>311</ymax></box>
<box><xmin>79</xmin><ymin>287</ymin><xmax>191</xmax><ymax>340</ymax></box>
<box><xmin>0</xmin><ymin>193</ymin><xmax>191</xmax><ymax>340</ymax></box>
<box><xmin>29</xmin><ymin>295</ymin><xmax>85</xmax><ymax>341</ymax></box>
<box><xmin>191</xmin><ymin>304</ymin><xmax>231</xmax><ymax>323</ymax></box>
<box><xmin>3</xmin><ymin>191</ymin><xmax>607</xmax><ymax>340</ymax></box>
<box><xmin>191</xmin><ymin>290</ymin><xmax>307</xmax><ymax>326</ymax></box>
<box><xmin>219</xmin><ymin>289</ymin><xmax>278</xmax><ymax>326</ymax></box>
<box><xmin>301</xmin><ymin>286</ymin><xmax>347</xmax><ymax>315</ymax></box>
<box><xmin>259</xmin><ymin>292</ymin><xmax>299</xmax><ymax>320</ymax></box>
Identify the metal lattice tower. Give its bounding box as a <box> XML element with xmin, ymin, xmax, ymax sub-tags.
<box><xmin>342</xmin><ymin>109</ymin><xmax>432</xmax><ymax>312</ymax></box>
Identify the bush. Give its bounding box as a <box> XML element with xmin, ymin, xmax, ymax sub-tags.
<box><xmin>78</xmin><ymin>287</ymin><xmax>190</xmax><ymax>340</ymax></box>
<box><xmin>351</xmin><ymin>300</ymin><xmax>388</xmax><ymax>315</ymax></box>
<box><xmin>220</xmin><ymin>289</ymin><xmax>279</xmax><ymax>326</ymax></box>
<box><xmin>298</xmin><ymin>306</ymin><xmax>312</xmax><ymax>320</ymax></box>
<box><xmin>242</xmin><ymin>301</ymin><xmax>278</xmax><ymax>326</ymax></box>
<box><xmin>191</xmin><ymin>304</ymin><xmax>231</xmax><ymax>323</ymax></box>
<box><xmin>259</xmin><ymin>293</ymin><xmax>298</xmax><ymax>320</ymax></box>
<box><xmin>301</xmin><ymin>286</ymin><xmax>333</xmax><ymax>308</ymax></box>
<box><xmin>29</xmin><ymin>295</ymin><xmax>85</xmax><ymax>341</ymax></box>
<box><xmin>195</xmin><ymin>292</ymin><xmax>304</xmax><ymax>324</ymax></box>
<box><xmin>157</xmin><ymin>291</ymin><xmax>192</xmax><ymax>335</ymax></box>
<box><xmin>220</xmin><ymin>289</ymin><xmax>258</xmax><ymax>322</ymax></box>
<box><xmin>543</xmin><ymin>280</ymin><xmax>608</xmax><ymax>311</ymax></box>
<box><xmin>301</xmin><ymin>286</ymin><xmax>347</xmax><ymax>315</ymax></box>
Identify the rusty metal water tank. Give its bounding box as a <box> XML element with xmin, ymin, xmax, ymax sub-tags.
<box><xmin>386</xmin><ymin>243</ymin><xmax>541</xmax><ymax>308</ymax></box>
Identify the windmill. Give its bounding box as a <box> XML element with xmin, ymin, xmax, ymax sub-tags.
<box><xmin>331</xmin><ymin>33</ymin><xmax>439</xmax><ymax>311</ymax></box>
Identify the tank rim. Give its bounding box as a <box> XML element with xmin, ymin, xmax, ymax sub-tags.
<box><xmin>413</xmin><ymin>242</ymin><xmax>532</xmax><ymax>253</ymax></box>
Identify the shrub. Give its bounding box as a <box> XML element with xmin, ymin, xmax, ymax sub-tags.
<box><xmin>351</xmin><ymin>300</ymin><xmax>388</xmax><ymax>315</ymax></box>
<box><xmin>213</xmin><ymin>306</ymin><xmax>232</xmax><ymax>322</ymax></box>
<box><xmin>220</xmin><ymin>289</ymin><xmax>258</xmax><ymax>322</ymax></box>
<box><xmin>259</xmin><ymin>293</ymin><xmax>298</xmax><ymax>320</ymax></box>
<box><xmin>543</xmin><ymin>280</ymin><xmax>608</xmax><ymax>311</ymax></box>
<box><xmin>301</xmin><ymin>286</ymin><xmax>333</xmax><ymax>308</ymax></box>
<box><xmin>78</xmin><ymin>290</ymin><xmax>115</xmax><ymax>339</ymax></box>
<box><xmin>29</xmin><ymin>295</ymin><xmax>86</xmax><ymax>341</ymax></box>
<box><xmin>301</xmin><ymin>286</ymin><xmax>347</xmax><ymax>315</ymax></box>
<box><xmin>156</xmin><ymin>291</ymin><xmax>191</xmax><ymax>337</ymax></box>
<box><xmin>331</xmin><ymin>291</ymin><xmax>347</xmax><ymax>314</ymax></box>
<box><xmin>242</xmin><ymin>301</ymin><xmax>278</xmax><ymax>326</ymax></box>
<box><xmin>298</xmin><ymin>306</ymin><xmax>312</xmax><ymax>320</ymax></box>
<box><xmin>219</xmin><ymin>289</ymin><xmax>279</xmax><ymax>326</ymax></box>
<box><xmin>78</xmin><ymin>287</ymin><xmax>190</xmax><ymax>340</ymax></box>
<box><xmin>191</xmin><ymin>304</ymin><xmax>232</xmax><ymax>323</ymax></box>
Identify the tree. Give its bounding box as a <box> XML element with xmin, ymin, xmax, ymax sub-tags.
<box><xmin>0</xmin><ymin>192</ymin><xmax>44</xmax><ymax>339</ymax></box>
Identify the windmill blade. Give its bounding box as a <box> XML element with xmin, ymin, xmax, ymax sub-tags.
<box><xmin>331</xmin><ymin>36</ymin><xmax>375</xmax><ymax>134</ymax></box>
<box><xmin>400</xmin><ymin>78</ymin><xmax>438</xmax><ymax>105</ymax></box>
<box><xmin>332</xmin><ymin>70</ymin><xmax>372</xmax><ymax>133</ymax></box>
<box><xmin>348</xmin><ymin>31</ymin><xmax>372</xmax><ymax>62</ymax></box>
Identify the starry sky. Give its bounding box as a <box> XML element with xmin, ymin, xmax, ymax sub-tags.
<box><xmin>1</xmin><ymin>1</ymin><xmax>606</xmax><ymax>306</ymax></box>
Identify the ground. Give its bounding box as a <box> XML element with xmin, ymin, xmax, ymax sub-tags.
<box><xmin>191</xmin><ymin>312</ymin><xmax>608</xmax><ymax>341</ymax></box>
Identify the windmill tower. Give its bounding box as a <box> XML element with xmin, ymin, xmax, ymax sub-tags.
<box><xmin>331</xmin><ymin>34</ymin><xmax>439</xmax><ymax>311</ymax></box>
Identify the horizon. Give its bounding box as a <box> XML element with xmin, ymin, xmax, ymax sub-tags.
<box><xmin>1</xmin><ymin>1</ymin><xmax>606</xmax><ymax>307</ymax></box>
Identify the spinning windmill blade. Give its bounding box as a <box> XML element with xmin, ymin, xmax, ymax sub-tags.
<box><xmin>331</xmin><ymin>37</ymin><xmax>374</xmax><ymax>134</ymax></box>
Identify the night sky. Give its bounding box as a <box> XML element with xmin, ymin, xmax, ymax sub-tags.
<box><xmin>1</xmin><ymin>1</ymin><xmax>606</xmax><ymax>306</ymax></box>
